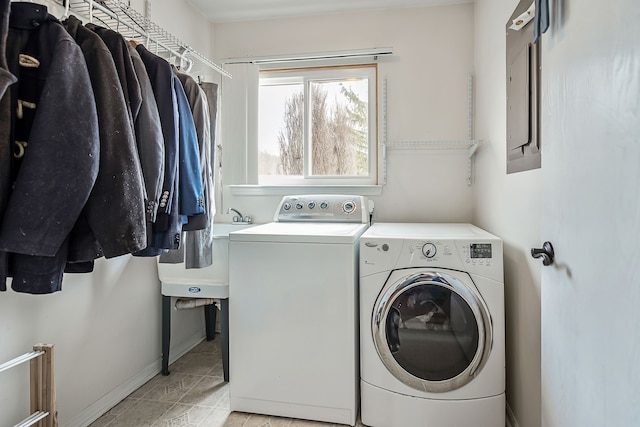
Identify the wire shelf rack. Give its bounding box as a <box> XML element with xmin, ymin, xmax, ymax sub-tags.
<box><xmin>64</xmin><ymin>0</ymin><xmax>230</xmax><ymax>78</ymax></box>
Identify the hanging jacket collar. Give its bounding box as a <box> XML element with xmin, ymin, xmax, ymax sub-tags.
<box><xmin>10</xmin><ymin>2</ymin><xmax>50</xmax><ymax>30</ymax></box>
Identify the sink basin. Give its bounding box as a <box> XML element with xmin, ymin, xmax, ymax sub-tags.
<box><xmin>157</xmin><ymin>223</ymin><xmax>256</xmax><ymax>298</ymax></box>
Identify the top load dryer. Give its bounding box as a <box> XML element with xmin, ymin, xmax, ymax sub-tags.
<box><xmin>228</xmin><ymin>195</ymin><xmax>371</xmax><ymax>426</ymax></box>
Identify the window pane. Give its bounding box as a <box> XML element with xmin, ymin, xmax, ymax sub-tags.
<box><xmin>258</xmin><ymin>82</ymin><xmax>304</xmax><ymax>176</ymax></box>
<box><xmin>309</xmin><ymin>78</ymin><xmax>369</xmax><ymax>176</ymax></box>
<box><xmin>258</xmin><ymin>65</ymin><xmax>376</xmax><ymax>185</ymax></box>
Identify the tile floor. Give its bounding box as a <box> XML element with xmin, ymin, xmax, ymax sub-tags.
<box><xmin>89</xmin><ymin>339</ymin><xmax>365</xmax><ymax>427</ymax></box>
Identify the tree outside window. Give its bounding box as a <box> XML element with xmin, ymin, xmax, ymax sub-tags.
<box><xmin>258</xmin><ymin>65</ymin><xmax>377</xmax><ymax>185</ymax></box>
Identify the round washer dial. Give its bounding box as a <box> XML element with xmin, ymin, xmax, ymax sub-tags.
<box><xmin>422</xmin><ymin>243</ymin><xmax>437</xmax><ymax>258</ymax></box>
<box><xmin>342</xmin><ymin>200</ymin><xmax>356</xmax><ymax>214</ymax></box>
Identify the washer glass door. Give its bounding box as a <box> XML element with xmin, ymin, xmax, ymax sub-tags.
<box><xmin>373</xmin><ymin>271</ymin><xmax>492</xmax><ymax>392</ymax></box>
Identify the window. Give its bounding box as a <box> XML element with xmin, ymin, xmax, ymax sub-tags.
<box><xmin>258</xmin><ymin>65</ymin><xmax>378</xmax><ymax>185</ymax></box>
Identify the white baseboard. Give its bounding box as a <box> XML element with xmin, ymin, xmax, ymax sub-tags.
<box><xmin>506</xmin><ymin>402</ymin><xmax>520</xmax><ymax>427</ymax></box>
<box><xmin>65</xmin><ymin>361</ymin><xmax>160</xmax><ymax>427</ymax></box>
<box><xmin>66</xmin><ymin>330</ymin><xmax>206</xmax><ymax>427</ymax></box>
<box><xmin>169</xmin><ymin>328</ymin><xmax>207</xmax><ymax>365</ymax></box>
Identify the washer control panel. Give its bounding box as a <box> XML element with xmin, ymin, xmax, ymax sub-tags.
<box><xmin>362</xmin><ymin>238</ymin><xmax>502</xmax><ymax>279</ymax></box>
<box><xmin>405</xmin><ymin>240</ymin><xmax>496</xmax><ymax>266</ymax></box>
<box><xmin>359</xmin><ymin>224</ymin><xmax>503</xmax><ymax>280</ymax></box>
<box><xmin>362</xmin><ymin>238</ymin><xmax>499</xmax><ymax>272</ymax></box>
<box><xmin>275</xmin><ymin>194</ymin><xmax>370</xmax><ymax>223</ymax></box>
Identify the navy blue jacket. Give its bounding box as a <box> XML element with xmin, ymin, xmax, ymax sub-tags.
<box><xmin>174</xmin><ymin>72</ymin><xmax>205</xmax><ymax>219</ymax></box>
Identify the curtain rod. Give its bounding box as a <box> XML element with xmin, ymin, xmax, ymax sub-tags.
<box><xmin>222</xmin><ymin>47</ymin><xmax>394</xmax><ymax>65</ymax></box>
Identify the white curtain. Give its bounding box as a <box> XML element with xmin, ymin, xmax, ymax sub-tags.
<box><xmin>219</xmin><ymin>63</ymin><xmax>259</xmax><ymax>185</ymax></box>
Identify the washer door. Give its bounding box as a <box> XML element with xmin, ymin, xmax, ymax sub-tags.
<box><xmin>372</xmin><ymin>270</ymin><xmax>492</xmax><ymax>393</ymax></box>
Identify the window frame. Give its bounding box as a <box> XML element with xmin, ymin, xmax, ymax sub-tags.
<box><xmin>257</xmin><ymin>64</ymin><xmax>379</xmax><ymax>186</ymax></box>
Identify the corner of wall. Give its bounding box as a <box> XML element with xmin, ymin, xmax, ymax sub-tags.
<box><xmin>473</xmin><ymin>1</ymin><xmax>542</xmax><ymax>427</ymax></box>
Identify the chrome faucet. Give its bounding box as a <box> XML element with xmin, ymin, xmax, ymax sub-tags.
<box><xmin>227</xmin><ymin>207</ymin><xmax>252</xmax><ymax>224</ymax></box>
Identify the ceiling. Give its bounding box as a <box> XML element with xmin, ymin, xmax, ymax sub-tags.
<box><xmin>188</xmin><ymin>0</ymin><xmax>472</xmax><ymax>23</ymax></box>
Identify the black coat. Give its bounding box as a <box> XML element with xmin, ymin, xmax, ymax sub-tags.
<box><xmin>63</xmin><ymin>15</ymin><xmax>147</xmax><ymax>261</ymax></box>
<box><xmin>0</xmin><ymin>0</ymin><xmax>17</xmax><ymax>291</ymax></box>
<box><xmin>134</xmin><ymin>43</ymin><xmax>181</xmax><ymax>255</ymax></box>
<box><xmin>0</xmin><ymin>3</ymin><xmax>99</xmax><ymax>293</ymax></box>
<box><xmin>85</xmin><ymin>23</ymin><xmax>142</xmax><ymax>127</ymax></box>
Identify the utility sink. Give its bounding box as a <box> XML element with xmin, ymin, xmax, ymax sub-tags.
<box><xmin>157</xmin><ymin>223</ymin><xmax>255</xmax><ymax>379</ymax></box>
<box><xmin>157</xmin><ymin>223</ymin><xmax>255</xmax><ymax>299</ymax></box>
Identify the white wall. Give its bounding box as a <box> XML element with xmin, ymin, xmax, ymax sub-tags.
<box><xmin>473</xmin><ymin>1</ymin><xmax>542</xmax><ymax>427</ymax></box>
<box><xmin>0</xmin><ymin>1</ymin><xmax>212</xmax><ymax>426</ymax></box>
<box><xmin>212</xmin><ymin>4</ymin><xmax>476</xmax><ymax>224</ymax></box>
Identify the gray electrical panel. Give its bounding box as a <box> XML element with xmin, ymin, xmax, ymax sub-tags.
<box><xmin>506</xmin><ymin>0</ymin><xmax>541</xmax><ymax>173</ymax></box>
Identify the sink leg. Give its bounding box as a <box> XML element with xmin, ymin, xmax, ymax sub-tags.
<box><xmin>204</xmin><ymin>302</ymin><xmax>217</xmax><ymax>341</ymax></box>
<box><xmin>221</xmin><ymin>298</ymin><xmax>229</xmax><ymax>382</ymax></box>
<box><xmin>162</xmin><ymin>295</ymin><xmax>171</xmax><ymax>376</ymax></box>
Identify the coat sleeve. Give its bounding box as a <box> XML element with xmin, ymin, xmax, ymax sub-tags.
<box><xmin>0</xmin><ymin>37</ymin><xmax>99</xmax><ymax>257</ymax></box>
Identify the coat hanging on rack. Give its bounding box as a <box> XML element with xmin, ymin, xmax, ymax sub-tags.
<box><xmin>127</xmin><ymin>42</ymin><xmax>164</xmax><ymax>230</ymax></box>
<box><xmin>86</xmin><ymin>22</ymin><xmax>142</xmax><ymax>124</ymax></box>
<box><xmin>159</xmin><ymin>71</ymin><xmax>216</xmax><ymax>268</ymax></box>
<box><xmin>0</xmin><ymin>0</ymin><xmax>15</xmax><ymax>99</ymax></box>
<box><xmin>0</xmin><ymin>0</ymin><xmax>16</xmax><ymax>291</ymax></box>
<box><xmin>133</xmin><ymin>42</ymin><xmax>181</xmax><ymax>256</ymax></box>
<box><xmin>186</xmin><ymin>81</ymin><xmax>219</xmax><ymax>268</ymax></box>
<box><xmin>62</xmin><ymin>15</ymin><xmax>147</xmax><ymax>265</ymax></box>
<box><xmin>0</xmin><ymin>2</ymin><xmax>100</xmax><ymax>293</ymax></box>
<box><xmin>0</xmin><ymin>1</ymin><xmax>227</xmax><ymax>293</ymax></box>
<box><xmin>173</xmin><ymin>72</ymin><xmax>205</xmax><ymax>219</ymax></box>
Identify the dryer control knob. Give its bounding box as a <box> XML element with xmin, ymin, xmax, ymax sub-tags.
<box><xmin>342</xmin><ymin>200</ymin><xmax>356</xmax><ymax>214</ymax></box>
<box><xmin>422</xmin><ymin>243</ymin><xmax>437</xmax><ymax>258</ymax></box>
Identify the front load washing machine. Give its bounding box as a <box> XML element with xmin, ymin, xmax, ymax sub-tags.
<box><xmin>229</xmin><ymin>195</ymin><xmax>371</xmax><ymax>426</ymax></box>
<box><xmin>359</xmin><ymin>223</ymin><xmax>505</xmax><ymax>427</ymax></box>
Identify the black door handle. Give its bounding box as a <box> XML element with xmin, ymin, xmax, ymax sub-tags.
<box><xmin>531</xmin><ymin>241</ymin><xmax>555</xmax><ymax>266</ymax></box>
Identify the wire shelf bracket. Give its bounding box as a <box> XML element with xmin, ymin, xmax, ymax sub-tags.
<box><xmin>380</xmin><ymin>74</ymin><xmax>481</xmax><ymax>186</ymax></box>
<box><xmin>65</xmin><ymin>0</ymin><xmax>231</xmax><ymax>78</ymax></box>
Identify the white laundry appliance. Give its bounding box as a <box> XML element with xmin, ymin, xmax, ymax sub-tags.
<box><xmin>359</xmin><ymin>223</ymin><xmax>505</xmax><ymax>427</ymax></box>
<box><xmin>228</xmin><ymin>195</ymin><xmax>371</xmax><ymax>426</ymax></box>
